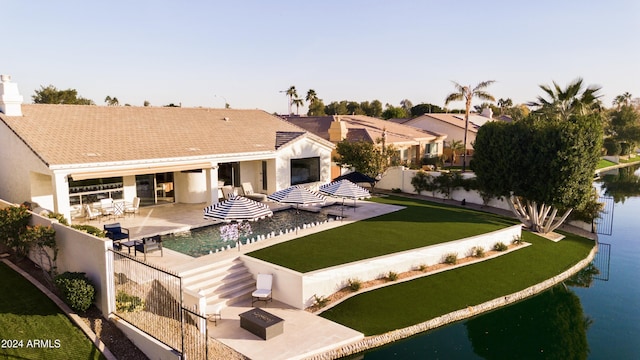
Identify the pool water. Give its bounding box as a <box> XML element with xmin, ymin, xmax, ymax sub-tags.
<box><xmin>162</xmin><ymin>209</ymin><xmax>336</xmax><ymax>257</ymax></box>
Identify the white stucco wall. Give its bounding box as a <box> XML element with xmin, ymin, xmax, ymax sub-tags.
<box><xmin>0</xmin><ymin>121</ymin><xmax>51</xmax><ymax>205</ymax></box>
<box><xmin>174</xmin><ymin>170</ymin><xmax>207</xmax><ymax>203</ymax></box>
<box><xmin>406</xmin><ymin>118</ymin><xmax>475</xmax><ymax>149</ymax></box>
<box><xmin>242</xmin><ymin>225</ymin><xmax>522</xmax><ymax>309</ymax></box>
<box><xmin>275</xmin><ymin>137</ymin><xmax>333</xmax><ymax>191</ymax></box>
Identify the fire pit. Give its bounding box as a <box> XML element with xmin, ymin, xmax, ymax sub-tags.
<box><xmin>239</xmin><ymin>308</ymin><xmax>284</xmax><ymax>340</ymax></box>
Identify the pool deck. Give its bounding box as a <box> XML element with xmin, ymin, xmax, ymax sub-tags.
<box><xmin>85</xmin><ymin>197</ymin><xmax>401</xmax><ymax>359</ymax></box>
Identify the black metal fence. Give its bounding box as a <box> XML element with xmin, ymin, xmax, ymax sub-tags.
<box><xmin>594</xmin><ymin>242</ymin><xmax>611</xmax><ymax>281</ymax></box>
<box><xmin>594</xmin><ymin>195</ymin><xmax>615</xmax><ymax>236</ymax></box>
<box><xmin>111</xmin><ymin>250</ymin><xmax>209</xmax><ymax>359</ymax></box>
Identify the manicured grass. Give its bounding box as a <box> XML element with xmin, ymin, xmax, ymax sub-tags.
<box><xmin>320</xmin><ymin>230</ymin><xmax>594</xmax><ymax>335</ymax></box>
<box><xmin>247</xmin><ymin>196</ymin><xmax>516</xmax><ymax>272</ymax></box>
<box><xmin>0</xmin><ymin>262</ymin><xmax>105</xmax><ymax>360</ymax></box>
<box><xmin>597</xmin><ymin>158</ymin><xmax>617</xmax><ymax>169</ymax></box>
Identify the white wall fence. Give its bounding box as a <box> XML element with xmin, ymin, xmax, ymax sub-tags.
<box><xmin>375</xmin><ymin>166</ymin><xmax>511</xmax><ymax>211</ymax></box>
<box><xmin>242</xmin><ymin>225</ymin><xmax>522</xmax><ymax>309</ymax></box>
<box><xmin>0</xmin><ymin>199</ymin><xmax>113</xmax><ymax>316</ymax></box>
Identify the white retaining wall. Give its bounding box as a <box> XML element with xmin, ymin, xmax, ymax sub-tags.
<box><xmin>242</xmin><ymin>225</ymin><xmax>522</xmax><ymax>309</ymax></box>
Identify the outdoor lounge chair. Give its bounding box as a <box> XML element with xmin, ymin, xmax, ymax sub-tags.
<box><xmin>104</xmin><ymin>223</ymin><xmax>130</xmax><ymax>242</ymax></box>
<box><xmin>84</xmin><ymin>204</ymin><xmax>102</xmax><ymax>222</ymax></box>
<box><xmin>251</xmin><ymin>273</ymin><xmax>273</xmax><ymax>305</ymax></box>
<box><xmin>100</xmin><ymin>198</ymin><xmax>115</xmax><ymax>218</ymax></box>
<box><xmin>124</xmin><ymin>197</ymin><xmax>140</xmax><ymax>217</ymax></box>
<box><xmin>221</xmin><ymin>186</ymin><xmax>236</xmax><ymax>200</ymax></box>
<box><xmin>134</xmin><ymin>235</ymin><xmax>163</xmax><ymax>261</ymax></box>
<box><xmin>241</xmin><ymin>182</ymin><xmax>267</xmax><ymax>202</ymax></box>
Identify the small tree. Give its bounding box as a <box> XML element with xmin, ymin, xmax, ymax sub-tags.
<box><xmin>0</xmin><ymin>206</ymin><xmax>32</xmax><ymax>256</ymax></box>
<box><xmin>334</xmin><ymin>140</ymin><xmax>394</xmax><ymax>179</ymax></box>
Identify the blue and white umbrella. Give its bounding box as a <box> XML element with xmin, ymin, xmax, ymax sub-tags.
<box><xmin>267</xmin><ymin>186</ymin><xmax>326</xmax><ymax>233</ymax></box>
<box><xmin>203</xmin><ymin>195</ymin><xmax>273</xmax><ymax>223</ymax></box>
<box><xmin>267</xmin><ymin>185</ymin><xmax>326</xmax><ymax>207</ymax></box>
<box><xmin>319</xmin><ymin>179</ymin><xmax>371</xmax><ymax>217</ymax></box>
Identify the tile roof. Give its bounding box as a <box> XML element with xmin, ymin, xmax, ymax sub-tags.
<box><xmin>284</xmin><ymin>115</ymin><xmax>441</xmax><ymax>145</ymax></box>
<box><xmin>410</xmin><ymin>113</ymin><xmax>494</xmax><ymax>132</ymax></box>
<box><xmin>0</xmin><ymin>104</ymin><xmax>328</xmax><ymax>166</ymax></box>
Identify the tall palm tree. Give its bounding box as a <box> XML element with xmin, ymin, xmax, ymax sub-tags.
<box><xmin>305</xmin><ymin>89</ymin><xmax>318</xmax><ymax>105</ymax></box>
<box><xmin>527</xmin><ymin>78</ymin><xmax>602</xmax><ymax>121</ymax></box>
<box><xmin>292</xmin><ymin>98</ymin><xmax>304</xmax><ymax>115</ymax></box>
<box><xmin>285</xmin><ymin>86</ymin><xmax>297</xmax><ymax>115</ymax></box>
<box><xmin>613</xmin><ymin>92</ymin><xmax>632</xmax><ymax>109</ymax></box>
<box><xmin>497</xmin><ymin>98</ymin><xmax>513</xmax><ymax>115</ymax></box>
<box><xmin>444</xmin><ymin>80</ymin><xmax>495</xmax><ymax>171</ymax></box>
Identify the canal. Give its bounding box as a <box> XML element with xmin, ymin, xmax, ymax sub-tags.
<box><xmin>348</xmin><ymin>164</ymin><xmax>640</xmax><ymax>359</ymax></box>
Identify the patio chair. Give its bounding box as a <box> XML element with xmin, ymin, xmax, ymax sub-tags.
<box><xmin>207</xmin><ymin>302</ymin><xmax>225</xmax><ymax>326</ymax></box>
<box><xmin>100</xmin><ymin>198</ymin><xmax>115</xmax><ymax>218</ymax></box>
<box><xmin>241</xmin><ymin>182</ymin><xmax>267</xmax><ymax>202</ymax></box>
<box><xmin>221</xmin><ymin>186</ymin><xmax>236</xmax><ymax>200</ymax></box>
<box><xmin>134</xmin><ymin>235</ymin><xmax>163</xmax><ymax>261</ymax></box>
<box><xmin>104</xmin><ymin>223</ymin><xmax>130</xmax><ymax>242</ymax></box>
<box><xmin>251</xmin><ymin>273</ymin><xmax>273</xmax><ymax>305</ymax></box>
<box><xmin>124</xmin><ymin>197</ymin><xmax>140</xmax><ymax>217</ymax></box>
<box><xmin>84</xmin><ymin>204</ymin><xmax>102</xmax><ymax>222</ymax></box>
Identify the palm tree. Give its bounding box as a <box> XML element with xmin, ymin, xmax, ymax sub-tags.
<box><xmin>527</xmin><ymin>78</ymin><xmax>602</xmax><ymax>121</ymax></box>
<box><xmin>285</xmin><ymin>86</ymin><xmax>297</xmax><ymax>115</ymax></box>
<box><xmin>444</xmin><ymin>80</ymin><xmax>495</xmax><ymax>171</ymax></box>
<box><xmin>292</xmin><ymin>98</ymin><xmax>304</xmax><ymax>115</ymax></box>
<box><xmin>104</xmin><ymin>95</ymin><xmax>119</xmax><ymax>106</ymax></box>
<box><xmin>305</xmin><ymin>89</ymin><xmax>318</xmax><ymax>105</ymax></box>
<box><xmin>447</xmin><ymin>139</ymin><xmax>465</xmax><ymax>165</ymax></box>
<box><xmin>497</xmin><ymin>98</ymin><xmax>513</xmax><ymax>115</ymax></box>
<box><xmin>613</xmin><ymin>92</ymin><xmax>632</xmax><ymax>109</ymax></box>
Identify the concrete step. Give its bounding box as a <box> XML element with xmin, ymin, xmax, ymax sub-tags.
<box><xmin>176</xmin><ymin>257</ymin><xmax>240</xmax><ymax>277</ymax></box>
<box><xmin>181</xmin><ymin>261</ymin><xmax>247</xmax><ymax>287</ymax></box>
<box><xmin>186</xmin><ymin>271</ymin><xmax>254</xmax><ymax>294</ymax></box>
<box><xmin>200</xmin><ymin>278</ymin><xmax>255</xmax><ymax>300</ymax></box>
<box><xmin>205</xmin><ymin>291</ymin><xmax>253</xmax><ymax>314</ymax></box>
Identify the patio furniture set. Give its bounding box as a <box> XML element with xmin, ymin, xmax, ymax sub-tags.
<box><xmin>84</xmin><ymin>197</ymin><xmax>140</xmax><ymax>222</ymax></box>
<box><xmin>105</xmin><ymin>222</ymin><xmax>163</xmax><ymax>261</ymax></box>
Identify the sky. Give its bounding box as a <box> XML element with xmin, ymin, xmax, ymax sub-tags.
<box><xmin>3</xmin><ymin>0</ymin><xmax>640</xmax><ymax>114</ymax></box>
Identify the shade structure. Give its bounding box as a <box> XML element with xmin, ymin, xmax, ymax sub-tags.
<box><xmin>267</xmin><ymin>186</ymin><xmax>326</xmax><ymax>234</ymax></box>
<box><xmin>203</xmin><ymin>195</ymin><xmax>273</xmax><ymax>223</ymax></box>
<box><xmin>319</xmin><ymin>179</ymin><xmax>371</xmax><ymax>200</ymax></box>
<box><xmin>267</xmin><ymin>186</ymin><xmax>326</xmax><ymax>206</ymax></box>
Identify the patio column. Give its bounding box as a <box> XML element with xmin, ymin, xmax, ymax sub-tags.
<box><xmin>52</xmin><ymin>172</ymin><xmax>71</xmax><ymax>222</ymax></box>
<box><xmin>205</xmin><ymin>163</ymin><xmax>220</xmax><ymax>206</ymax></box>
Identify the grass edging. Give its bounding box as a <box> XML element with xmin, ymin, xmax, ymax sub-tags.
<box><xmin>312</xmin><ymin>242</ymin><xmax>532</xmax><ymax>315</ymax></box>
<box><xmin>308</xmin><ymin>245</ymin><xmax>598</xmax><ymax>360</ymax></box>
<box><xmin>0</xmin><ymin>258</ymin><xmax>117</xmax><ymax>360</ymax></box>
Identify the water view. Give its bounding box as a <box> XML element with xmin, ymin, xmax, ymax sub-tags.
<box><xmin>162</xmin><ymin>208</ymin><xmax>336</xmax><ymax>257</ymax></box>
<box><xmin>345</xmin><ymin>164</ymin><xmax>640</xmax><ymax>359</ymax></box>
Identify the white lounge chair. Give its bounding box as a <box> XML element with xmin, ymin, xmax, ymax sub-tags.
<box><xmin>221</xmin><ymin>186</ymin><xmax>236</xmax><ymax>200</ymax></box>
<box><xmin>124</xmin><ymin>197</ymin><xmax>140</xmax><ymax>217</ymax></box>
<box><xmin>251</xmin><ymin>274</ymin><xmax>273</xmax><ymax>305</ymax></box>
<box><xmin>100</xmin><ymin>198</ymin><xmax>115</xmax><ymax>218</ymax></box>
<box><xmin>84</xmin><ymin>204</ymin><xmax>102</xmax><ymax>222</ymax></box>
<box><xmin>241</xmin><ymin>182</ymin><xmax>267</xmax><ymax>202</ymax></box>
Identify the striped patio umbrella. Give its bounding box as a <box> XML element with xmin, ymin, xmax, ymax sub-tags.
<box><xmin>267</xmin><ymin>185</ymin><xmax>326</xmax><ymax>207</ymax></box>
<box><xmin>267</xmin><ymin>186</ymin><xmax>326</xmax><ymax>233</ymax></box>
<box><xmin>203</xmin><ymin>195</ymin><xmax>273</xmax><ymax>223</ymax></box>
<box><xmin>319</xmin><ymin>179</ymin><xmax>371</xmax><ymax>217</ymax></box>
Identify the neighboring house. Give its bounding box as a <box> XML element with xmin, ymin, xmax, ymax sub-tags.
<box><xmin>0</xmin><ymin>75</ymin><xmax>334</xmax><ymax>222</ymax></box>
<box><xmin>283</xmin><ymin>115</ymin><xmax>446</xmax><ymax>178</ymax></box>
<box><xmin>399</xmin><ymin>109</ymin><xmax>495</xmax><ymax>164</ymax></box>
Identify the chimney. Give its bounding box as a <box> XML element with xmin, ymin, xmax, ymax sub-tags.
<box><xmin>480</xmin><ymin>107</ymin><xmax>493</xmax><ymax>119</ymax></box>
<box><xmin>0</xmin><ymin>75</ymin><xmax>24</xmax><ymax>116</ymax></box>
<box><xmin>328</xmin><ymin>115</ymin><xmax>348</xmax><ymax>142</ymax></box>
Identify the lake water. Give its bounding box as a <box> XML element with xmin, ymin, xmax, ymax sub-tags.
<box><xmin>345</xmin><ymin>164</ymin><xmax>640</xmax><ymax>359</ymax></box>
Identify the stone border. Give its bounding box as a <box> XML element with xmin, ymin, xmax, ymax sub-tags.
<box><xmin>0</xmin><ymin>257</ymin><xmax>117</xmax><ymax>360</ymax></box>
<box><xmin>304</xmin><ymin>245</ymin><xmax>597</xmax><ymax>360</ymax></box>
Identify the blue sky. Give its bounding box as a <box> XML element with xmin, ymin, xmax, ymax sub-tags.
<box><xmin>3</xmin><ymin>0</ymin><xmax>639</xmax><ymax>114</ymax></box>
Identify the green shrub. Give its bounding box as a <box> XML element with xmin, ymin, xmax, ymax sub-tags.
<box><xmin>0</xmin><ymin>205</ymin><xmax>31</xmax><ymax>253</ymax></box>
<box><xmin>387</xmin><ymin>271</ymin><xmax>398</xmax><ymax>281</ymax></box>
<box><xmin>391</xmin><ymin>188</ymin><xmax>402</xmax><ymax>193</ymax></box>
<box><xmin>603</xmin><ymin>137</ymin><xmax>621</xmax><ymax>156</ymax></box>
<box><xmin>443</xmin><ymin>253</ymin><xmax>458</xmax><ymax>265</ymax></box>
<box><xmin>347</xmin><ymin>278</ymin><xmax>362</xmax><ymax>292</ymax></box>
<box><xmin>417</xmin><ymin>264</ymin><xmax>427</xmax><ymax>272</ymax></box>
<box><xmin>47</xmin><ymin>212</ymin><xmax>69</xmax><ymax>226</ymax></box>
<box><xmin>512</xmin><ymin>235</ymin><xmax>524</xmax><ymax>245</ymax></box>
<box><xmin>115</xmin><ymin>291</ymin><xmax>145</xmax><ymax>313</ymax></box>
<box><xmin>469</xmin><ymin>246</ymin><xmax>485</xmax><ymax>258</ymax></box>
<box><xmin>54</xmin><ymin>272</ymin><xmax>95</xmax><ymax>312</ymax></box>
<box><xmin>71</xmin><ymin>224</ymin><xmax>106</xmax><ymax>238</ymax></box>
<box><xmin>312</xmin><ymin>294</ymin><xmax>329</xmax><ymax>308</ymax></box>
<box><xmin>494</xmin><ymin>242</ymin><xmax>508</xmax><ymax>251</ymax></box>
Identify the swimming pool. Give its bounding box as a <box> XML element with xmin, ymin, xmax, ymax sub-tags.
<box><xmin>162</xmin><ymin>209</ymin><xmax>337</xmax><ymax>257</ymax></box>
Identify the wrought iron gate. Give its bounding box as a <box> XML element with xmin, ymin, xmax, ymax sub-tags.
<box><xmin>594</xmin><ymin>195</ymin><xmax>614</xmax><ymax>236</ymax></box>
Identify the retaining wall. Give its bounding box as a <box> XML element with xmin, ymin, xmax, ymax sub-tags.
<box><xmin>242</xmin><ymin>225</ymin><xmax>522</xmax><ymax>309</ymax></box>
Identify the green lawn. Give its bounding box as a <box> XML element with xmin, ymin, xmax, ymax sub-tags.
<box><xmin>248</xmin><ymin>196</ymin><xmax>516</xmax><ymax>272</ymax></box>
<box><xmin>320</xmin><ymin>230</ymin><xmax>594</xmax><ymax>335</ymax></box>
<box><xmin>597</xmin><ymin>158</ymin><xmax>617</xmax><ymax>169</ymax></box>
<box><xmin>0</xmin><ymin>262</ymin><xmax>105</xmax><ymax>360</ymax></box>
